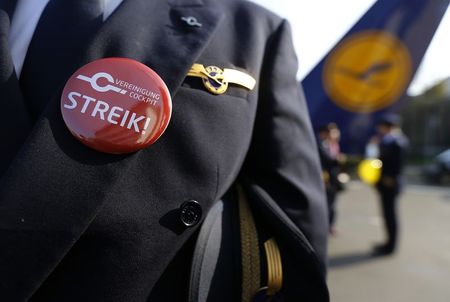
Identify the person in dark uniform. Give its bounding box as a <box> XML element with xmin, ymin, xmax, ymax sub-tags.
<box><xmin>0</xmin><ymin>0</ymin><xmax>329</xmax><ymax>301</ymax></box>
<box><xmin>373</xmin><ymin>114</ymin><xmax>409</xmax><ymax>256</ymax></box>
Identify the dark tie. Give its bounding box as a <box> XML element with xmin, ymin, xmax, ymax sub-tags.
<box><xmin>20</xmin><ymin>0</ymin><xmax>104</xmax><ymax>119</ymax></box>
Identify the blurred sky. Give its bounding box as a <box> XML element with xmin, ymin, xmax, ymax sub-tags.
<box><xmin>250</xmin><ymin>0</ymin><xmax>450</xmax><ymax>96</ymax></box>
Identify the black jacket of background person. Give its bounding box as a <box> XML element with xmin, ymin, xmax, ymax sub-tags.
<box><xmin>0</xmin><ymin>0</ymin><xmax>329</xmax><ymax>301</ymax></box>
<box><xmin>377</xmin><ymin>132</ymin><xmax>409</xmax><ymax>192</ymax></box>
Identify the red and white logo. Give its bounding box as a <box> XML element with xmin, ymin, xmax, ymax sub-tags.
<box><xmin>76</xmin><ymin>72</ymin><xmax>128</xmax><ymax>95</ymax></box>
<box><xmin>61</xmin><ymin>57</ymin><xmax>172</xmax><ymax>154</ymax></box>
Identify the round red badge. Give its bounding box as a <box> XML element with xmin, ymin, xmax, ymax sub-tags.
<box><xmin>61</xmin><ymin>58</ymin><xmax>172</xmax><ymax>154</ymax></box>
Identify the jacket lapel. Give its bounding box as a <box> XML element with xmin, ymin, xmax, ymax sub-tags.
<box><xmin>85</xmin><ymin>0</ymin><xmax>224</xmax><ymax>94</ymax></box>
<box><xmin>0</xmin><ymin>0</ymin><xmax>223</xmax><ymax>300</ymax></box>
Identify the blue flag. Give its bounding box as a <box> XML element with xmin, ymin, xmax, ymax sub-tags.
<box><xmin>302</xmin><ymin>0</ymin><xmax>450</xmax><ymax>154</ymax></box>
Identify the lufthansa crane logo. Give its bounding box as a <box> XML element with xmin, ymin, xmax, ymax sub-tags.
<box><xmin>323</xmin><ymin>30</ymin><xmax>412</xmax><ymax>113</ymax></box>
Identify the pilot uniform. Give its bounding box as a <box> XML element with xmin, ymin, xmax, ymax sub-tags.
<box><xmin>0</xmin><ymin>0</ymin><xmax>329</xmax><ymax>301</ymax></box>
<box><xmin>375</xmin><ymin>116</ymin><xmax>409</xmax><ymax>255</ymax></box>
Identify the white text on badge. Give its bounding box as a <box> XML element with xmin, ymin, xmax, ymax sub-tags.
<box><xmin>64</xmin><ymin>91</ymin><xmax>152</xmax><ymax>134</ymax></box>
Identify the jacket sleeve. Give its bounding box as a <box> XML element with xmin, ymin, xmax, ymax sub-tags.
<box><xmin>244</xmin><ymin>19</ymin><xmax>329</xmax><ymax>264</ymax></box>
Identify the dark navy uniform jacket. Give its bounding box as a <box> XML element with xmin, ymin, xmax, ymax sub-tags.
<box><xmin>0</xmin><ymin>0</ymin><xmax>329</xmax><ymax>301</ymax></box>
<box><xmin>377</xmin><ymin>131</ymin><xmax>409</xmax><ymax>192</ymax></box>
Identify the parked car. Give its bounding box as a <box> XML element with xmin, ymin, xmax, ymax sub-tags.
<box><xmin>422</xmin><ymin>149</ymin><xmax>450</xmax><ymax>184</ymax></box>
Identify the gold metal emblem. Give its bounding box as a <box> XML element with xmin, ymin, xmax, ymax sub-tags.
<box><xmin>202</xmin><ymin>65</ymin><xmax>228</xmax><ymax>94</ymax></box>
<box><xmin>187</xmin><ymin>63</ymin><xmax>256</xmax><ymax>95</ymax></box>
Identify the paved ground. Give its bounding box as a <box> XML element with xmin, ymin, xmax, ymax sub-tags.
<box><xmin>328</xmin><ymin>181</ymin><xmax>450</xmax><ymax>302</ymax></box>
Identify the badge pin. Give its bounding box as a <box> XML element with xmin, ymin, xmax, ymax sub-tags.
<box><xmin>187</xmin><ymin>63</ymin><xmax>256</xmax><ymax>95</ymax></box>
<box><xmin>61</xmin><ymin>58</ymin><xmax>172</xmax><ymax>154</ymax></box>
<box><xmin>181</xmin><ymin>16</ymin><xmax>202</xmax><ymax>27</ymax></box>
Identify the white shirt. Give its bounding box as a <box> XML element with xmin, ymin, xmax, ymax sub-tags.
<box><xmin>8</xmin><ymin>0</ymin><xmax>124</xmax><ymax>76</ymax></box>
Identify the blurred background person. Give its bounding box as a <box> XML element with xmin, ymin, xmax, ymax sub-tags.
<box><xmin>373</xmin><ymin>115</ymin><xmax>409</xmax><ymax>256</ymax></box>
<box><xmin>317</xmin><ymin>123</ymin><xmax>346</xmax><ymax>235</ymax></box>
